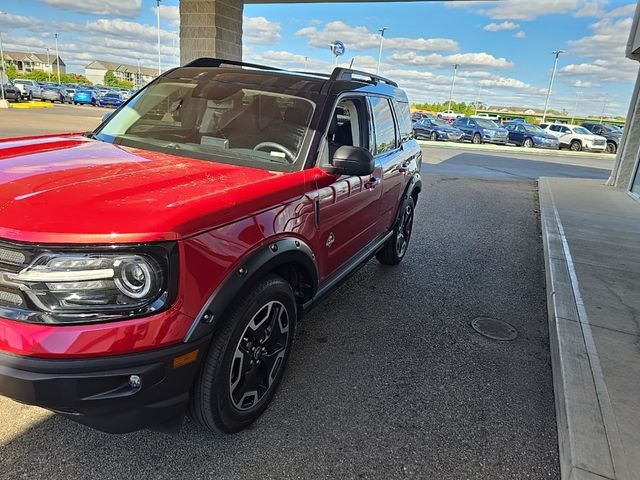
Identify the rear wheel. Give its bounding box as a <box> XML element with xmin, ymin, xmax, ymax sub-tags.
<box><xmin>606</xmin><ymin>141</ymin><xmax>617</xmax><ymax>154</ymax></box>
<box><xmin>570</xmin><ymin>140</ymin><xmax>582</xmax><ymax>152</ymax></box>
<box><xmin>523</xmin><ymin>137</ymin><xmax>534</xmax><ymax>148</ymax></box>
<box><xmin>189</xmin><ymin>274</ymin><xmax>296</xmax><ymax>433</ymax></box>
<box><xmin>472</xmin><ymin>133</ymin><xmax>482</xmax><ymax>144</ymax></box>
<box><xmin>377</xmin><ymin>196</ymin><xmax>415</xmax><ymax>265</ymax></box>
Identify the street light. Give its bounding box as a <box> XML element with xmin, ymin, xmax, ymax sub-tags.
<box><xmin>54</xmin><ymin>33</ymin><xmax>61</xmax><ymax>85</ymax></box>
<box><xmin>46</xmin><ymin>47</ymin><xmax>51</xmax><ymax>82</ymax></box>
<box><xmin>541</xmin><ymin>50</ymin><xmax>565</xmax><ymax>123</ymax></box>
<box><xmin>447</xmin><ymin>63</ymin><xmax>459</xmax><ymax>112</ymax></box>
<box><xmin>137</xmin><ymin>57</ymin><xmax>141</xmax><ymax>89</ymax></box>
<box><xmin>376</xmin><ymin>27</ymin><xmax>388</xmax><ymax>75</ymax></box>
<box><xmin>570</xmin><ymin>91</ymin><xmax>582</xmax><ymax>124</ymax></box>
<box><xmin>156</xmin><ymin>0</ymin><xmax>162</xmax><ymax>76</ymax></box>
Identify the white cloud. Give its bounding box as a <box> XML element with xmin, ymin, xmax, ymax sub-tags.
<box><xmin>571</xmin><ymin>79</ymin><xmax>599</xmax><ymax>88</ymax></box>
<box><xmin>605</xmin><ymin>3</ymin><xmax>637</xmax><ymax>18</ymax></box>
<box><xmin>573</xmin><ymin>0</ymin><xmax>608</xmax><ymax>18</ymax></box>
<box><xmin>484</xmin><ymin>21</ymin><xmax>520</xmax><ymax>32</ymax></box>
<box><xmin>514</xmin><ymin>30</ymin><xmax>526</xmax><ymax>39</ymax></box>
<box><xmin>295</xmin><ymin>21</ymin><xmax>458</xmax><ymax>53</ymax></box>
<box><xmin>243</xmin><ymin>16</ymin><xmax>282</xmax><ymax>45</ymax></box>
<box><xmin>42</xmin><ymin>0</ymin><xmax>142</xmax><ymax>18</ymax></box>
<box><xmin>0</xmin><ymin>12</ymin><xmax>32</xmax><ymax>30</ymax></box>
<box><xmin>450</xmin><ymin>0</ymin><xmax>580</xmax><ymax>21</ymax></box>
<box><xmin>387</xmin><ymin>51</ymin><xmax>514</xmax><ymax>70</ymax></box>
<box><xmin>153</xmin><ymin>5</ymin><xmax>179</xmax><ymax>28</ymax></box>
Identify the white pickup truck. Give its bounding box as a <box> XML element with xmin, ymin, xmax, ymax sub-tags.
<box><xmin>12</xmin><ymin>79</ymin><xmax>41</xmax><ymax>100</ymax></box>
<box><xmin>437</xmin><ymin>109</ymin><xmax>464</xmax><ymax>121</ymax></box>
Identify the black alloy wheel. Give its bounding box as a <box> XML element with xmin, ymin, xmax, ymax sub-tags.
<box><xmin>570</xmin><ymin>140</ymin><xmax>582</xmax><ymax>152</ymax></box>
<box><xmin>606</xmin><ymin>142</ymin><xmax>617</xmax><ymax>154</ymax></box>
<box><xmin>377</xmin><ymin>196</ymin><xmax>415</xmax><ymax>265</ymax></box>
<box><xmin>190</xmin><ymin>274</ymin><xmax>296</xmax><ymax>433</ymax></box>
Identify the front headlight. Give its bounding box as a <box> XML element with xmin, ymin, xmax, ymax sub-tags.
<box><xmin>0</xmin><ymin>242</ymin><xmax>176</xmax><ymax>324</ymax></box>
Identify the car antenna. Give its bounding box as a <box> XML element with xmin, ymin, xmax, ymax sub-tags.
<box><xmin>349</xmin><ymin>58</ymin><xmax>354</xmax><ymax>69</ymax></box>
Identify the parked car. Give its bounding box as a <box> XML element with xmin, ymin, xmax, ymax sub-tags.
<box><xmin>62</xmin><ymin>88</ymin><xmax>76</xmax><ymax>104</ymax></box>
<box><xmin>73</xmin><ymin>89</ymin><xmax>97</xmax><ymax>105</ymax></box>
<box><xmin>41</xmin><ymin>86</ymin><xmax>65</xmax><ymax>103</ymax></box>
<box><xmin>452</xmin><ymin>117</ymin><xmax>509</xmax><ymax>144</ymax></box>
<box><xmin>581</xmin><ymin>122</ymin><xmax>622</xmax><ymax>154</ymax></box>
<box><xmin>411</xmin><ymin>111</ymin><xmax>429</xmax><ymax>123</ymax></box>
<box><xmin>98</xmin><ymin>92</ymin><xmax>124</xmax><ymax>108</ymax></box>
<box><xmin>539</xmin><ymin>123</ymin><xmax>607</xmax><ymax>152</ymax></box>
<box><xmin>413</xmin><ymin>116</ymin><xmax>464</xmax><ymax>142</ymax></box>
<box><xmin>504</xmin><ymin>122</ymin><xmax>560</xmax><ymax>149</ymax></box>
<box><xmin>0</xmin><ymin>60</ymin><xmax>422</xmax><ymax>435</ymax></box>
<box><xmin>1</xmin><ymin>82</ymin><xmax>22</xmax><ymax>103</ymax></box>
<box><xmin>12</xmin><ymin>79</ymin><xmax>40</xmax><ymax>100</ymax></box>
<box><xmin>437</xmin><ymin>109</ymin><xmax>464</xmax><ymax>122</ymax></box>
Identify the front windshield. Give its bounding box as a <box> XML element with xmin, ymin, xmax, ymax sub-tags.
<box><xmin>524</xmin><ymin>124</ymin><xmax>545</xmax><ymax>134</ymax></box>
<box><xmin>432</xmin><ymin>118</ymin><xmax>450</xmax><ymax>127</ymax></box>
<box><xmin>96</xmin><ymin>77</ymin><xmax>316</xmax><ymax>169</ymax></box>
<box><xmin>573</xmin><ymin>126</ymin><xmax>591</xmax><ymax>135</ymax></box>
<box><xmin>475</xmin><ymin>119</ymin><xmax>500</xmax><ymax>129</ymax></box>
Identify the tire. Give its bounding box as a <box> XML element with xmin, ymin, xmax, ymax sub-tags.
<box><xmin>472</xmin><ymin>133</ymin><xmax>482</xmax><ymax>144</ymax></box>
<box><xmin>412</xmin><ymin>130</ymin><xmax>419</xmax><ymax>140</ymax></box>
<box><xmin>523</xmin><ymin>137</ymin><xmax>534</xmax><ymax>148</ymax></box>
<box><xmin>189</xmin><ymin>274</ymin><xmax>297</xmax><ymax>433</ymax></box>
<box><xmin>376</xmin><ymin>196</ymin><xmax>415</xmax><ymax>266</ymax></box>
<box><xmin>570</xmin><ymin>140</ymin><xmax>582</xmax><ymax>152</ymax></box>
<box><xmin>430</xmin><ymin>131</ymin><xmax>438</xmax><ymax>141</ymax></box>
<box><xmin>606</xmin><ymin>141</ymin><xmax>617</xmax><ymax>154</ymax></box>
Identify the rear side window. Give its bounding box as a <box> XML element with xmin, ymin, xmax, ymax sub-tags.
<box><xmin>370</xmin><ymin>96</ymin><xmax>397</xmax><ymax>155</ymax></box>
<box><xmin>549</xmin><ymin>125</ymin><xmax>561</xmax><ymax>132</ymax></box>
<box><xmin>393</xmin><ymin>100</ymin><xmax>412</xmax><ymax>143</ymax></box>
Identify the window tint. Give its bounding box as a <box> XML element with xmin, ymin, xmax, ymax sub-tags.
<box><xmin>549</xmin><ymin>125</ymin><xmax>560</xmax><ymax>132</ymax></box>
<box><xmin>393</xmin><ymin>100</ymin><xmax>412</xmax><ymax>143</ymax></box>
<box><xmin>370</xmin><ymin>96</ymin><xmax>397</xmax><ymax>154</ymax></box>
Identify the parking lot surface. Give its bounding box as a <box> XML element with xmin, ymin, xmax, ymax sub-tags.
<box><xmin>0</xmin><ymin>107</ymin><xmax>613</xmax><ymax>479</ymax></box>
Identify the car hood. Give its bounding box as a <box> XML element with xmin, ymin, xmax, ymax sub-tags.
<box><xmin>0</xmin><ymin>135</ymin><xmax>305</xmax><ymax>244</ymax></box>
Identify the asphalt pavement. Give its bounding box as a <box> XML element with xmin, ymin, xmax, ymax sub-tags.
<box><xmin>0</xmin><ymin>174</ymin><xmax>560</xmax><ymax>480</ymax></box>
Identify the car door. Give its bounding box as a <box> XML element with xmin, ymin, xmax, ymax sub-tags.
<box><xmin>455</xmin><ymin>118</ymin><xmax>470</xmax><ymax>139</ymax></box>
<box><xmin>511</xmin><ymin>124</ymin><xmax>525</xmax><ymax>144</ymax></box>
<box><xmin>314</xmin><ymin>96</ymin><xmax>383</xmax><ymax>280</ymax></box>
<box><xmin>414</xmin><ymin>119</ymin><xmax>428</xmax><ymax>139</ymax></box>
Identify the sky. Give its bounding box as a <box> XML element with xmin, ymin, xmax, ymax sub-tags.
<box><xmin>0</xmin><ymin>0</ymin><xmax>638</xmax><ymax>117</ymax></box>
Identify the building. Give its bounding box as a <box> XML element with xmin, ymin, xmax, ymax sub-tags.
<box><xmin>3</xmin><ymin>50</ymin><xmax>65</xmax><ymax>76</ymax></box>
<box><xmin>84</xmin><ymin>60</ymin><xmax>157</xmax><ymax>87</ymax></box>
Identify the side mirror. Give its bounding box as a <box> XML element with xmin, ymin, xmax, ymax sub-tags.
<box><xmin>101</xmin><ymin>112</ymin><xmax>112</xmax><ymax>123</ymax></box>
<box><xmin>323</xmin><ymin>146</ymin><xmax>374</xmax><ymax>176</ymax></box>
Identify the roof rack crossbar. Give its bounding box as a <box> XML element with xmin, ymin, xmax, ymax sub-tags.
<box><xmin>329</xmin><ymin>68</ymin><xmax>398</xmax><ymax>87</ymax></box>
<box><xmin>183</xmin><ymin>57</ymin><xmax>285</xmax><ymax>72</ymax></box>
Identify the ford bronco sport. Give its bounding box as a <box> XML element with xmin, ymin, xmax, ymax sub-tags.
<box><xmin>0</xmin><ymin>58</ymin><xmax>421</xmax><ymax>434</ymax></box>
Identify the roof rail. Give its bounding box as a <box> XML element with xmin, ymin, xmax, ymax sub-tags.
<box><xmin>329</xmin><ymin>68</ymin><xmax>398</xmax><ymax>87</ymax></box>
<box><xmin>183</xmin><ymin>57</ymin><xmax>285</xmax><ymax>72</ymax></box>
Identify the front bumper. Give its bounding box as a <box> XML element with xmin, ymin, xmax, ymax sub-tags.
<box><xmin>0</xmin><ymin>337</ymin><xmax>209</xmax><ymax>433</ymax></box>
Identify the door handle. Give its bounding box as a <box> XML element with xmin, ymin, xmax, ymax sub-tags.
<box><xmin>365</xmin><ymin>177</ymin><xmax>381</xmax><ymax>189</ymax></box>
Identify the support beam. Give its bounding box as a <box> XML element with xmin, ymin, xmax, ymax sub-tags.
<box><xmin>180</xmin><ymin>0</ymin><xmax>243</xmax><ymax>66</ymax></box>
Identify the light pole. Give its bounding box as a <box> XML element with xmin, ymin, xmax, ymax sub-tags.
<box><xmin>54</xmin><ymin>33</ymin><xmax>60</xmax><ymax>85</ymax></box>
<box><xmin>137</xmin><ymin>57</ymin><xmax>141</xmax><ymax>89</ymax></box>
<box><xmin>447</xmin><ymin>63</ymin><xmax>459</xmax><ymax>112</ymax></box>
<box><xmin>599</xmin><ymin>101</ymin><xmax>607</xmax><ymax>123</ymax></box>
<box><xmin>0</xmin><ymin>30</ymin><xmax>5</xmax><ymax>102</ymax></box>
<box><xmin>570</xmin><ymin>91</ymin><xmax>581</xmax><ymax>124</ymax></box>
<box><xmin>376</xmin><ymin>26</ymin><xmax>388</xmax><ymax>75</ymax></box>
<box><xmin>156</xmin><ymin>0</ymin><xmax>162</xmax><ymax>76</ymax></box>
<box><xmin>541</xmin><ymin>50</ymin><xmax>564</xmax><ymax>123</ymax></box>
<box><xmin>46</xmin><ymin>47</ymin><xmax>51</xmax><ymax>82</ymax></box>
<box><xmin>304</xmin><ymin>56</ymin><xmax>308</xmax><ymax>71</ymax></box>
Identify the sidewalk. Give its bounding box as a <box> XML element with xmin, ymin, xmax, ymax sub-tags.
<box><xmin>539</xmin><ymin>177</ymin><xmax>640</xmax><ymax>480</ymax></box>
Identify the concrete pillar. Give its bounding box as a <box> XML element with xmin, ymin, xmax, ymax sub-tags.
<box><xmin>180</xmin><ymin>0</ymin><xmax>244</xmax><ymax>66</ymax></box>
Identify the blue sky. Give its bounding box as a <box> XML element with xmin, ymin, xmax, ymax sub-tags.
<box><xmin>1</xmin><ymin>0</ymin><xmax>637</xmax><ymax>116</ymax></box>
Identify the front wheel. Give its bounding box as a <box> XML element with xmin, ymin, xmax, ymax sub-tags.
<box><xmin>189</xmin><ymin>274</ymin><xmax>296</xmax><ymax>433</ymax></box>
<box><xmin>570</xmin><ymin>140</ymin><xmax>582</xmax><ymax>152</ymax></box>
<box><xmin>377</xmin><ymin>196</ymin><xmax>415</xmax><ymax>265</ymax></box>
<box><xmin>523</xmin><ymin>138</ymin><xmax>534</xmax><ymax>148</ymax></box>
<box><xmin>606</xmin><ymin>141</ymin><xmax>617</xmax><ymax>154</ymax></box>
<box><xmin>472</xmin><ymin>133</ymin><xmax>482</xmax><ymax>144</ymax></box>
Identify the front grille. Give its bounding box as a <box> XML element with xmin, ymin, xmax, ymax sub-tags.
<box><xmin>593</xmin><ymin>140</ymin><xmax>605</xmax><ymax>146</ymax></box>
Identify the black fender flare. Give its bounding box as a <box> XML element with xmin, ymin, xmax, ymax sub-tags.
<box><xmin>183</xmin><ymin>237</ymin><xmax>319</xmax><ymax>342</ymax></box>
<box><xmin>391</xmin><ymin>173</ymin><xmax>422</xmax><ymax>230</ymax></box>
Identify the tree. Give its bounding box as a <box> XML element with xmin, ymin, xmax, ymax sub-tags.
<box><xmin>104</xmin><ymin>70</ymin><xmax>118</xmax><ymax>86</ymax></box>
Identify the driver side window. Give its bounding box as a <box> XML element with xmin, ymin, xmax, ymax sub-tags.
<box><xmin>320</xmin><ymin>97</ymin><xmax>368</xmax><ymax>165</ymax></box>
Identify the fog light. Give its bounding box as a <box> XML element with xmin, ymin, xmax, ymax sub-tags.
<box><xmin>128</xmin><ymin>375</ymin><xmax>142</xmax><ymax>389</ymax></box>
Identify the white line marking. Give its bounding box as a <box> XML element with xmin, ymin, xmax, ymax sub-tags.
<box><xmin>548</xmin><ymin>182</ymin><xmax>630</xmax><ymax>479</ymax></box>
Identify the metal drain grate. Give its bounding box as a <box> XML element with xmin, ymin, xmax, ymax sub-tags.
<box><xmin>471</xmin><ymin>317</ymin><xmax>518</xmax><ymax>341</ymax></box>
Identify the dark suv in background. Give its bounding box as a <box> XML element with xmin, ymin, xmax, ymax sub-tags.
<box><xmin>581</xmin><ymin>122</ymin><xmax>622</xmax><ymax>154</ymax></box>
<box><xmin>452</xmin><ymin>117</ymin><xmax>509</xmax><ymax>144</ymax></box>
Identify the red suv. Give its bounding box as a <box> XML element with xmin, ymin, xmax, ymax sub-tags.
<box><xmin>0</xmin><ymin>59</ymin><xmax>421</xmax><ymax>434</ymax></box>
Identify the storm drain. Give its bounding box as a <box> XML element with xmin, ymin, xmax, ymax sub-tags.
<box><xmin>471</xmin><ymin>317</ymin><xmax>518</xmax><ymax>341</ymax></box>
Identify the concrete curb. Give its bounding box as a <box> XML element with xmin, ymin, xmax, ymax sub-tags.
<box><xmin>418</xmin><ymin>140</ymin><xmax>612</xmax><ymax>160</ymax></box>
<box><xmin>538</xmin><ymin>178</ymin><xmax>618</xmax><ymax>480</ymax></box>
<box><xmin>10</xmin><ymin>102</ymin><xmax>54</xmax><ymax>109</ymax></box>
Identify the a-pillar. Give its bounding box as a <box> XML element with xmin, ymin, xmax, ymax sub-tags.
<box><xmin>179</xmin><ymin>0</ymin><xmax>244</xmax><ymax>65</ymax></box>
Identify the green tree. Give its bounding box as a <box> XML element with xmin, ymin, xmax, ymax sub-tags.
<box><xmin>104</xmin><ymin>70</ymin><xmax>118</xmax><ymax>86</ymax></box>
